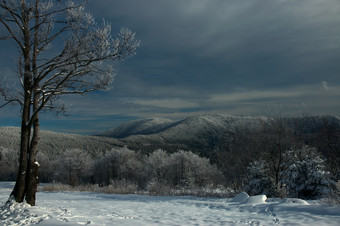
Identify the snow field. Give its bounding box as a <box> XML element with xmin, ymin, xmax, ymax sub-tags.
<box><xmin>1</xmin><ymin>182</ymin><xmax>340</xmax><ymax>225</ymax></box>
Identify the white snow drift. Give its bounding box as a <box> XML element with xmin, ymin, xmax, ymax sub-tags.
<box><xmin>1</xmin><ymin>182</ymin><xmax>340</xmax><ymax>225</ymax></box>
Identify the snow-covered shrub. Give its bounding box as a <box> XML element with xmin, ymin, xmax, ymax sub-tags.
<box><xmin>280</xmin><ymin>146</ymin><xmax>335</xmax><ymax>199</ymax></box>
<box><xmin>245</xmin><ymin>146</ymin><xmax>336</xmax><ymax>199</ymax></box>
<box><xmin>244</xmin><ymin>160</ymin><xmax>276</xmax><ymax>196</ymax></box>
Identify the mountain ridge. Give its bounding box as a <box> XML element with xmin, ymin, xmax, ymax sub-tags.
<box><xmin>1</xmin><ymin>114</ymin><xmax>339</xmax><ymax>156</ymax></box>
<box><xmin>99</xmin><ymin>114</ymin><xmax>259</xmax><ymax>138</ymax></box>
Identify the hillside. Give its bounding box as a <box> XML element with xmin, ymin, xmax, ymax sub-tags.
<box><xmin>1</xmin><ymin>114</ymin><xmax>339</xmax><ymax>157</ymax></box>
<box><xmin>0</xmin><ymin>127</ymin><xmax>124</xmax><ymax>158</ymax></box>
<box><xmin>98</xmin><ymin>117</ymin><xmax>176</xmax><ymax>138</ymax></box>
<box><xmin>114</xmin><ymin>114</ymin><xmax>262</xmax><ymax>153</ymax></box>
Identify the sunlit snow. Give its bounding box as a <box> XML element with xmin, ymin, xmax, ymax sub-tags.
<box><xmin>1</xmin><ymin>182</ymin><xmax>340</xmax><ymax>225</ymax></box>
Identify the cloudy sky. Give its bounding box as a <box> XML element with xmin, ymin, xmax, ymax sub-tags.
<box><xmin>1</xmin><ymin>0</ymin><xmax>340</xmax><ymax>134</ymax></box>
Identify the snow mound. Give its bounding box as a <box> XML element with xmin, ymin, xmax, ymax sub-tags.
<box><xmin>281</xmin><ymin>198</ymin><xmax>310</xmax><ymax>205</ymax></box>
<box><xmin>0</xmin><ymin>199</ymin><xmax>50</xmax><ymax>225</ymax></box>
<box><xmin>231</xmin><ymin>192</ymin><xmax>249</xmax><ymax>202</ymax></box>
<box><xmin>243</xmin><ymin>195</ymin><xmax>267</xmax><ymax>204</ymax></box>
<box><xmin>231</xmin><ymin>193</ymin><xmax>267</xmax><ymax>205</ymax></box>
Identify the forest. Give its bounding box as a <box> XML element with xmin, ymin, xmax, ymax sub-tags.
<box><xmin>0</xmin><ymin>115</ymin><xmax>339</xmax><ymax>200</ymax></box>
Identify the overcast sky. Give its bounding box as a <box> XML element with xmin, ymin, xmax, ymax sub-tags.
<box><xmin>1</xmin><ymin>0</ymin><xmax>340</xmax><ymax>134</ymax></box>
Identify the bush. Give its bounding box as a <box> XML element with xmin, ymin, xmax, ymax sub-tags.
<box><xmin>280</xmin><ymin>146</ymin><xmax>335</xmax><ymax>199</ymax></box>
<box><xmin>245</xmin><ymin>146</ymin><xmax>336</xmax><ymax>199</ymax></box>
<box><xmin>244</xmin><ymin>160</ymin><xmax>276</xmax><ymax>196</ymax></box>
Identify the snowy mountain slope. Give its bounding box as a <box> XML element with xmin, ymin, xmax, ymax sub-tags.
<box><xmin>98</xmin><ymin>118</ymin><xmax>176</xmax><ymax>138</ymax></box>
<box><xmin>1</xmin><ymin>182</ymin><xmax>340</xmax><ymax>226</ymax></box>
<box><xmin>117</xmin><ymin>114</ymin><xmax>262</xmax><ymax>152</ymax></box>
<box><xmin>103</xmin><ymin>114</ymin><xmax>340</xmax><ymax>140</ymax></box>
<box><xmin>1</xmin><ymin>114</ymin><xmax>339</xmax><ymax>158</ymax></box>
<box><xmin>101</xmin><ymin>114</ymin><xmax>257</xmax><ymax>138</ymax></box>
<box><xmin>95</xmin><ymin>114</ymin><xmax>340</xmax><ymax>160</ymax></box>
<box><xmin>0</xmin><ymin>127</ymin><xmax>123</xmax><ymax>158</ymax></box>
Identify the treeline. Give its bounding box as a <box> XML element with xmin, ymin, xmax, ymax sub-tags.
<box><xmin>1</xmin><ymin>145</ymin><xmax>338</xmax><ymax>199</ymax></box>
<box><xmin>0</xmin><ymin>147</ymin><xmax>224</xmax><ymax>194</ymax></box>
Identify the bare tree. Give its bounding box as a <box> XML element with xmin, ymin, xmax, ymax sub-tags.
<box><xmin>259</xmin><ymin>116</ymin><xmax>295</xmax><ymax>189</ymax></box>
<box><xmin>0</xmin><ymin>0</ymin><xmax>139</xmax><ymax>205</ymax></box>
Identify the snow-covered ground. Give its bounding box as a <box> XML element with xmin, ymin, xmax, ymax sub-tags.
<box><xmin>1</xmin><ymin>182</ymin><xmax>340</xmax><ymax>225</ymax></box>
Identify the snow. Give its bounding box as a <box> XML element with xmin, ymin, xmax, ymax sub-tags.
<box><xmin>231</xmin><ymin>192</ymin><xmax>249</xmax><ymax>202</ymax></box>
<box><xmin>1</xmin><ymin>182</ymin><xmax>340</xmax><ymax>225</ymax></box>
<box><xmin>243</xmin><ymin>194</ymin><xmax>267</xmax><ymax>204</ymax></box>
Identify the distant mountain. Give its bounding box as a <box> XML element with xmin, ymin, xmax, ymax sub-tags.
<box><xmin>101</xmin><ymin>114</ymin><xmax>257</xmax><ymax>137</ymax></box>
<box><xmin>1</xmin><ymin>114</ymin><xmax>339</xmax><ymax>158</ymax></box>
<box><xmin>0</xmin><ymin>114</ymin><xmax>262</xmax><ymax>156</ymax></box>
<box><xmin>100</xmin><ymin>114</ymin><xmax>262</xmax><ymax>153</ymax></box>
<box><xmin>98</xmin><ymin>114</ymin><xmax>340</xmax><ymax>156</ymax></box>
<box><xmin>98</xmin><ymin>118</ymin><xmax>176</xmax><ymax>138</ymax></box>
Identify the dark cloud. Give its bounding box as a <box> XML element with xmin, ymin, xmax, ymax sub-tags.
<box><xmin>1</xmin><ymin>0</ymin><xmax>340</xmax><ymax>134</ymax></box>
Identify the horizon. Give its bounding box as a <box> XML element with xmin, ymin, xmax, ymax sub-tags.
<box><xmin>1</xmin><ymin>0</ymin><xmax>340</xmax><ymax>135</ymax></box>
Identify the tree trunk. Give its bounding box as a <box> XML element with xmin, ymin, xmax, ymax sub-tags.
<box><xmin>10</xmin><ymin>61</ymin><xmax>32</xmax><ymax>203</ymax></box>
<box><xmin>10</xmin><ymin>124</ymin><xmax>30</xmax><ymax>203</ymax></box>
<box><xmin>10</xmin><ymin>83</ymin><xmax>31</xmax><ymax>202</ymax></box>
<box><xmin>25</xmin><ymin>0</ymin><xmax>41</xmax><ymax>205</ymax></box>
<box><xmin>26</xmin><ymin>116</ymin><xmax>40</xmax><ymax>206</ymax></box>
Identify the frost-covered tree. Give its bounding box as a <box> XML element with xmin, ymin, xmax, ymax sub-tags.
<box><xmin>93</xmin><ymin>147</ymin><xmax>143</xmax><ymax>186</ymax></box>
<box><xmin>245</xmin><ymin>160</ymin><xmax>276</xmax><ymax>196</ymax></box>
<box><xmin>280</xmin><ymin>146</ymin><xmax>335</xmax><ymax>199</ymax></box>
<box><xmin>144</xmin><ymin>149</ymin><xmax>170</xmax><ymax>185</ymax></box>
<box><xmin>259</xmin><ymin>117</ymin><xmax>295</xmax><ymax>188</ymax></box>
<box><xmin>166</xmin><ymin>150</ymin><xmax>222</xmax><ymax>188</ymax></box>
<box><xmin>246</xmin><ymin>146</ymin><xmax>335</xmax><ymax>199</ymax></box>
<box><xmin>0</xmin><ymin>147</ymin><xmax>18</xmax><ymax>180</ymax></box>
<box><xmin>53</xmin><ymin>148</ymin><xmax>92</xmax><ymax>186</ymax></box>
<box><xmin>0</xmin><ymin>0</ymin><xmax>139</xmax><ymax>205</ymax></box>
<box><xmin>36</xmin><ymin>151</ymin><xmax>53</xmax><ymax>183</ymax></box>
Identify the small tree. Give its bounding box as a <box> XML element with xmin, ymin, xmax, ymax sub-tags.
<box><xmin>0</xmin><ymin>0</ymin><xmax>139</xmax><ymax>205</ymax></box>
<box><xmin>259</xmin><ymin>116</ymin><xmax>295</xmax><ymax>189</ymax></box>
<box><xmin>166</xmin><ymin>150</ymin><xmax>222</xmax><ymax>188</ymax></box>
<box><xmin>144</xmin><ymin>149</ymin><xmax>170</xmax><ymax>185</ymax></box>
<box><xmin>245</xmin><ymin>160</ymin><xmax>275</xmax><ymax>196</ymax></box>
<box><xmin>280</xmin><ymin>146</ymin><xmax>335</xmax><ymax>199</ymax></box>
